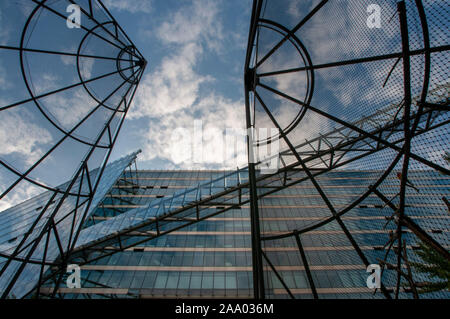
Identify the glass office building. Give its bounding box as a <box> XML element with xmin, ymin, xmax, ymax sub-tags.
<box><xmin>3</xmin><ymin>152</ymin><xmax>441</xmax><ymax>299</ymax></box>
<box><xmin>0</xmin><ymin>152</ymin><xmax>141</xmax><ymax>298</ymax></box>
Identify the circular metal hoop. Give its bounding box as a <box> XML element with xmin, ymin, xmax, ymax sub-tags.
<box><xmin>116</xmin><ymin>45</ymin><xmax>140</xmax><ymax>85</ymax></box>
<box><xmin>76</xmin><ymin>21</ymin><xmax>142</xmax><ymax>112</ymax></box>
<box><xmin>248</xmin><ymin>19</ymin><xmax>315</xmax><ymax>146</ymax></box>
<box><xmin>260</xmin><ymin>1</ymin><xmax>433</xmax><ymax>241</ymax></box>
<box><xmin>3</xmin><ymin>0</ymin><xmax>145</xmax><ymax>197</ymax></box>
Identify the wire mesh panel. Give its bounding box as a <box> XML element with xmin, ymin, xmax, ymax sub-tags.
<box><xmin>2</xmin><ymin>0</ymin><xmax>447</xmax><ymax>300</ymax></box>
<box><xmin>244</xmin><ymin>0</ymin><xmax>449</xmax><ymax>299</ymax></box>
<box><xmin>0</xmin><ymin>0</ymin><xmax>146</xmax><ymax>298</ymax></box>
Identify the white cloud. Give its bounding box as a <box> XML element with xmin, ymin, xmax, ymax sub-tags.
<box><xmin>129</xmin><ymin>0</ymin><xmax>228</xmax><ymax>119</ymax></box>
<box><xmin>0</xmin><ymin>181</ymin><xmax>42</xmax><ymax>212</ymax></box>
<box><xmin>32</xmin><ymin>73</ymin><xmax>61</xmax><ymax>95</ymax></box>
<box><xmin>282</xmin><ymin>0</ymin><xmax>411</xmax><ymax>127</ymax></box>
<box><xmin>0</xmin><ymin>109</ymin><xmax>53</xmax><ymax>166</ymax></box>
<box><xmin>138</xmin><ymin>93</ymin><xmax>247</xmax><ymax>169</ymax></box>
<box><xmin>259</xmin><ymin>45</ymin><xmax>309</xmax><ymax>104</ymax></box>
<box><xmin>155</xmin><ymin>0</ymin><xmax>223</xmax><ymax>52</ymax></box>
<box><xmin>42</xmin><ymin>87</ymin><xmax>98</xmax><ymax>128</ymax></box>
<box><xmin>80</xmin><ymin>57</ymin><xmax>95</xmax><ymax>79</ymax></box>
<box><xmin>102</xmin><ymin>0</ymin><xmax>152</xmax><ymax>14</ymax></box>
<box><xmin>302</xmin><ymin>1</ymin><xmax>398</xmax><ymax>64</ymax></box>
<box><xmin>130</xmin><ymin>43</ymin><xmax>212</xmax><ymax>118</ymax></box>
<box><xmin>125</xmin><ymin>0</ymin><xmax>251</xmax><ymax>169</ymax></box>
<box><xmin>29</xmin><ymin>69</ymin><xmax>105</xmax><ymax>129</ymax></box>
<box><xmin>288</xmin><ymin>0</ymin><xmax>317</xmax><ymax>21</ymax></box>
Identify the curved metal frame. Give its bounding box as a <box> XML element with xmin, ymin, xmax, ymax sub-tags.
<box><xmin>244</xmin><ymin>0</ymin><xmax>449</xmax><ymax>299</ymax></box>
<box><xmin>250</xmin><ymin>18</ymin><xmax>314</xmax><ymax>145</ymax></box>
<box><xmin>0</xmin><ymin>0</ymin><xmax>147</xmax><ymax>298</ymax></box>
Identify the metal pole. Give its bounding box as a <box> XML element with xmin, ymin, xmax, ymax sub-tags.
<box><xmin>244</xmin><ymin>0</ymin><xmax>265</xmax><ymax>299</ymax></box>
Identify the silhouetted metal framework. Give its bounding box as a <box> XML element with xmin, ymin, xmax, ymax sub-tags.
<box><xmin>1</xmin><ymin>0</ymin><xmax>448</xmax><ymax>300</ymax></box>
<box><xmin>0</xmin><ymin>0</ymin><xmax>146</xmax><ymax>298</ymax></box>
<box><xmin>244</xmin><ymin>0</ymin><xmax>449</xmax><ymax>299</ymax></box>
<box><xmin>36</xmin><ymin>0</ymin><xmax>447</xmax><ymax>299</ymax></box>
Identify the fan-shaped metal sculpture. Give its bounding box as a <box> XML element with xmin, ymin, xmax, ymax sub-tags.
<box><xmin>0</xmin><ymin>0</ymin><xmax>146</xmax><ymax>298</ymax></box>
<box><xmin>244</xmin><ymin>0</ymin><xmax>449</xmax><ymax>299</ymax></box>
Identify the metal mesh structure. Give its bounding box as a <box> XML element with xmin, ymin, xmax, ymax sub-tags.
<box><xmin>0</xmin><ymin>0</ymin><xmax>448</xmax><ymax>300</ymax></box>
<box><xmin>0</xmin><ymin>0</ymin><xmax>146</xmax><ymax>298</ymax></box>
<box><xmin>244</xmin><ymin>0</ymin><xmax>449</xmax><ymax>299</ymax></box>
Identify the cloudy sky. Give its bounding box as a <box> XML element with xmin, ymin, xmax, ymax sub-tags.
<box><xmin>0</xmin><ymin>0</ymin><xmax>252</xmax><ymax>211</ymax></box>
<box><xmin>103</xmin><ymin>0</ymin><xmax>253</xmax><ymax>170</ymax></box>
<box><xmin>0</xmin><ymin>0</ymin><xmax>447</xmax><ymax>211</ymax></box>
<box><xmin>103</xmin><ymin>0</ymin><xmax>448</xmax><ymax>173</ymax></box>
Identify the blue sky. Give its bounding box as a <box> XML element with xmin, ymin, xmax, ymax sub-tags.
<box><xmin>0</xmin><ymin>0</ymin><xmax>448</xmax><ymax>211</ymax></box>
<box><xmin>0</xmin><ymin>0</ymin><xmax>252</xmax><ymax>210</ymax></box>
<box><xmin>103</xmin><ymin>0</ymin><xmax>253</xmax><ymax>170</ymax></box>
<box><xmin>104</xmin><ymin>0</ymin><xmax>448</xmax><ymax>175</ymax></box>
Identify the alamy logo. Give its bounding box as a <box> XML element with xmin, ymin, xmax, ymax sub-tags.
<box><xmin>66</xmin><ymin>4</ymin><xmax>81</xmax><ymax>29</ymax></box>
<box><xmin>367</xmin><ymin>4</ymin><xmax>382</xmax><ymax>29</ymax></box>
<box><xmin>248</xmin><ymin>128</ymin><xmax>280</xmax><ymax>175</ymax></box>
<box><xmin>366</xmin><ymin>264</ymin><xmax>381</xmax><ymax>289</ymax></box>
<box><xmin>66</xmin><ymin>264</ymin><xmax>81</xmax><ymax>289</ymax></box>
<box><xmin>169</xmin><ymin>121</ymin><xmax>281</xmax><ymax>175</ymax></box>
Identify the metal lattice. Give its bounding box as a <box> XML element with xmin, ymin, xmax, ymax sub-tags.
<box><xmin>0</xmin><ymin>0</ymin><xmax>146</xmax><ymax>298</ymax></box>
<box><xmin>244</xmin><ymin>0</ymin><xmax>449</xmax><ymax>299</ymax></box>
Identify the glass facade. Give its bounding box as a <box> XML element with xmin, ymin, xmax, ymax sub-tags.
<box><xmin>24</xmin><ymin>162</ymin><xmax>447</xmax><ymax>299</ymax></box>
<box><xmin>64</xmin><ymin>169</ymin><xmax>255</xmax><ymax>298</ymax></box>
<box><xmin>259</xmin><ymin>170</ymin><xmax>450</xmax><ymax>299</ymax></box>
<box><xmin>0</xmin><ymin>151</ymin><xmax>140</xmax><ymax>298</ymax></box>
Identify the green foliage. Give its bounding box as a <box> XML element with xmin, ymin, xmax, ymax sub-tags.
<box><xmin>444</xmin><ymin>151</ymin><xmax>450</xmax><ymax>164</ymax></box>
<box><xmin>409</xmin><ymin>152</ymin><xmax>450</xmax><ymax>294</ymax></box>
<box><xmin>411</xmin><ymin>241</ymin><xmax>450</xmax><ymax>294</ymax></box>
